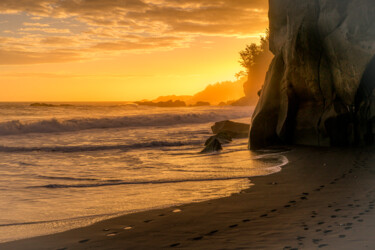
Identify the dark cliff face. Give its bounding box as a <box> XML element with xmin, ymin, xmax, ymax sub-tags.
<box><xmin>249</xmin><ymin>0</ymin><xmax>375</xmax><ymax>149</ymax></box>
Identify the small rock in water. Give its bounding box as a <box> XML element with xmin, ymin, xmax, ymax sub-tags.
<box><xmin>204</xmin><ymin>132</ymin><xmax>232</xmax><ymax>146</ymax></box>
<box><xmin>200</xmin><ymin>138</ymin><xmax>222</xmax><ymax>153</ymax></box>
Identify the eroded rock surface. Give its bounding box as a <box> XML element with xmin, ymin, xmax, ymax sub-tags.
<box><xmin>249</xmin><ymin>0</ymin><xmax>375</xmax><ymax>149</ymax></box>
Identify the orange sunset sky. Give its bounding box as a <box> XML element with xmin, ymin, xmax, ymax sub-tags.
<box><xmin>0</xmin><ymin>0</ymin><xmax>268</xmax><ymax>102</ymax></box>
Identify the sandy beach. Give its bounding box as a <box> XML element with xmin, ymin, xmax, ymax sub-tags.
<box><xmin>1</xmin><ymin>146</ymin><xmax>374</xmax><ymax>250</ymax></box>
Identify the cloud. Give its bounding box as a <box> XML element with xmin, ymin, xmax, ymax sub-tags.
<box><xmin>0</xmin><ymin>49</ymin><xmax>83</xmax><ymax>65</ymax></box>
<box><xmin>23</xmin><ymin>22</ymin><xmax>50</xmax><ymax>27</ymax></box>
<box><xmin>19</xmin><ymin>27</ymin><xmax>71</xmax><ymax>33</ymax></box>
<box><xmin>40</xmin><ymin>36</ymin><xmax>75</xmax><ymax>45</ymax></box>
<box><xmin>0</xmin><ymin>0</ymin><xmax>268</xmax><ymax>64</ymax></box>
<box><xmin>0</xmin><ymin>72</ymin><xmax>154</xmax><ymax>78</ymax></box>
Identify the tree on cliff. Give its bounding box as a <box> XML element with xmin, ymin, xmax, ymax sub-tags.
<box><xmin>236</xmin><ymin>30</ymin><xmax>273</xmax><ymax>103</ymax></box>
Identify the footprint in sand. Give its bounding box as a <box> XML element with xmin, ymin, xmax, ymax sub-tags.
<box><xmin>170</xmin><ymin>243</ymin><xmax>180</xmax><ymax>247</ymax></box>
<box><xmin>106</xmin><ymin>232</ymin><xmax>118</xmax><ymax>237</ymax></box>
<box><xmin>206</xmin><ymin>230</ymin><xmax>219</xmax><ymax>236</ymax></box>
<box><xmin>339</xmin><ymin>235</ymin><xmax>346</xmax><ymax>238</ymax></box>
<box><xmin>144</xmin><ymin>219</ymin><xmax>153</xmax><ymax>223</ymax></box>
<box><xmin>271</xmin><ymin>209</ymin><xmax>278</xmax><ymax>212</ymax></box>
<box><xmin>318</xmin><ymin>244</ymin><xmax>329</xmax><ymax>248</ymax></box>
<box><xmin>191</xmin><ymin>236</ymin><xmax>203</xmax><ymax>241</ymax></box>
<box><xmin>242</xmin><ymin>219</ymin><xmax>251</xmax><ymax>222</ymax></box>
<box><xmin>229</xmin><ymin>224</ymin><xmax>238</xmax><ymax>228</ymax></box>
<box><xmin>79</xmin><ymin>239</ymin><xmax>90</xmax><ymax>243</ymax></box>
<box><xmin>260</xmin><ymin>214</ymin><xmax>268</xmax><ymax>217</ymax></box>
<box><xmin>312</xmin><ymin>239</ymin><xmax>322</xmax><ymax>244</ymax></box>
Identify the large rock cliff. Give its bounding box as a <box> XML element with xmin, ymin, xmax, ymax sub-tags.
<box><xmin>249</xmin><ymin>0</ymin><xmax>375</xmax><ymax>149</ymax></box>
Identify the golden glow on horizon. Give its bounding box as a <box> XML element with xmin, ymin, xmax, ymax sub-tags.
<box><xmin>0</xmin><ymin>0</ymin><xmax>268</xmax><ymax>102</ymax></box>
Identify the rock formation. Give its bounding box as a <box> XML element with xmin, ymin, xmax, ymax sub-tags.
<box><xmin>249</xmin><ymin>0</ymin><xmax>375</xmax><ymax>149</ymax></box>
<box><xmin>212</xmin><ymin>120</ymin><xmax>250</xmax><ymax>139</ymax></box>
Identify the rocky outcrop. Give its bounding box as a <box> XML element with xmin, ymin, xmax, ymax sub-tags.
<box><xmin>135</xmin><ymin>100</ymin><xmax>186</xmax><ymax>107</ymax></box>
<box><xmin>249</xmin><ymin>0</ymin><xmax>375</xmax><ymax>149</ymax></box>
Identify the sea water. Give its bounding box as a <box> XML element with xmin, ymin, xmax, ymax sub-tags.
<box><xmin>0</xmin><ymin>103</ymin><xmax>287</xmax><ymax>242</ymax></box>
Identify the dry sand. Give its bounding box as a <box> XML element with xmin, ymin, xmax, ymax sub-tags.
<box><xmin>1</xmin><ymin>146</ymin><xmax>374</xmax><ymax>250</ymax></box>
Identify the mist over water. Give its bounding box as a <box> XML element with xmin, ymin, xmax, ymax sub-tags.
<box><xmin>0</xmin><ymin>103</ymin><xmax>287</xmax><ymax>243</ymax></box>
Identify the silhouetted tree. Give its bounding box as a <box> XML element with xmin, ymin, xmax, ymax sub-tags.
<box><xmin>238</xmin><ymin>29</ymin><xmax>270</xmax><ymax>77</ymax></box>
<box><xmin>236</xmin><ymin>30</ymin><xmax>273</xmax><ymax>103</ymax></box>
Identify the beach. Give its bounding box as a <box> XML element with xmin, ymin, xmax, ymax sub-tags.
<box><xmin>2</xmin><ymin>145</ymin><xmax>374</xmax><ymax>249</ymax></box>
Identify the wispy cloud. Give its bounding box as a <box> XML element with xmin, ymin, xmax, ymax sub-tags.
<box><xmin>23</xmin><ymin>22</ymin><xmax>50</xmax><ymax>27</ymax></box>
<box><xmin>0</xmin><ymin>0</ymin><xmax>268</xmax><ymax>64</ymax></box>
<box><xmin>19</xmin><ymin>27</ymin><xmax>71</xmax><ymax>33</ymax></box>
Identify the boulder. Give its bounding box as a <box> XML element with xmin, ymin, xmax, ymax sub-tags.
<box><xmin>212</xmin><ymin>120</ymin><xmax>250</xmax><ymax>138</ymax></box>
<box><xmin>249</xmin><ymin>0</ymin><xmax>375</xmax><ymax>149</ymax></box>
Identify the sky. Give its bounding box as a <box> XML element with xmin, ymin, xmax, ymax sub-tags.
<box><xmin>0</xmin><ymin>0</ymin><xmax>269</xmax><ymax>102</ymax></box>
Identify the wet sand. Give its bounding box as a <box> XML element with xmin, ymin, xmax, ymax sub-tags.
<box><xmin>1</xmin><ymin>146</ymin><xmax>375</xmax><ymax>249</ymax></box>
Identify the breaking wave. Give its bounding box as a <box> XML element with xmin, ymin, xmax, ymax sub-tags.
<box><xmin>0</xmin><ymin>109</ymin><xmax>251</xmax><ymax>136</ymax></box>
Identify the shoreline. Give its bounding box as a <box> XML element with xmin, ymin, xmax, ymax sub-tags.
<box><xmin>1</xmin><ymin>146</ymin><xmax>374</xmax><ymax>249</ymax></box>
<box><xmin>0</xmin><ymin>149</ymin><xmax>286</xmax><ymax>244</ymax></box>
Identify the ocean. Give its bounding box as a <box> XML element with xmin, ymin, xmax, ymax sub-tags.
<box><xmin>0</xmin><ymin>103</ymin><xmax>287</xmax><ymax>243</ymax></box>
